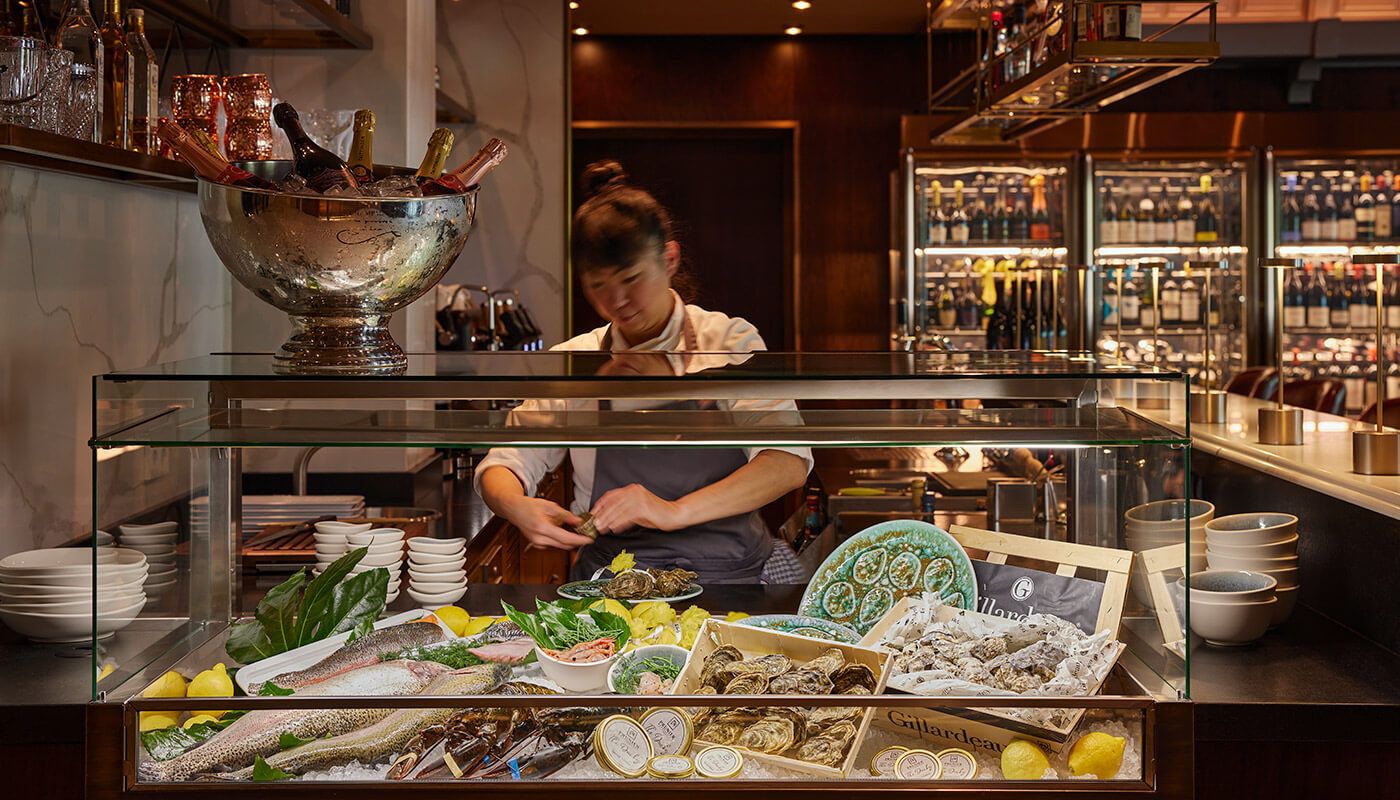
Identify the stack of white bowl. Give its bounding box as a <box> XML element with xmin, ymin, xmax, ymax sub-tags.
<box><xmin>1205</xmin><ymin>512</ymin><xmax>1299</xmax><ymax>626</ymax></box>
<box><xmin>347</xmin><ymin>528</ymin><xmax>407</xmax><ymax>604</ymax></box>
<box><xmin>406</xmin><ymin>538</ymin><xmax>467</xmax><ymax>607</ymax></box>
<box><xmin>93</xmin><ymin>530</ymin><xmax>115</xmax><ymax>548</ymax></box>
<box><xmin>1124</xmin><ymin>499</ymin><xmax>1214</xmax><ymax>607</ymax></box>
<box><xmin>117</xmin><ymin>522</ymin><xmax>178</xmax><ymax>596</ymax></box>
<box><xmin>311</xmin><ymin>520</ymin><xmax>373</xmax><ymax>574</ymax></box>
<box><xmin>1180</xmin><ymin>569</ymin><xmax>1279</xmax><ymax>646</ymax></box>
<box><xmin>0</xmin><ymin>548</ymin><xmax>148</xmax><ymax>642</ymax></box>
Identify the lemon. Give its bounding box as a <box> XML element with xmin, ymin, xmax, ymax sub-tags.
<box><xmin>724</xmin><ymin>611</ymin><xmax>751</xmax><ymax>622</ymax></box>
<box><xmin>139</xmin><ymin>712</ymin><xmax>180</xmax><ymax>732</ymax></box>
<box><xmin>588</xmin><ymin>598</ymin><xmax>633</xmax><ymax>625</ymax></box>
<box><xmin>1067</xmin><ymin>732</ymin><xmax>1126</xmax><ymax>779</ymax></box>
<box><xmin>144</xmin><ymin>670</ymin><xmax>187</xmax><ymax>699</ymax></box>
<box><xmin>96</xmin><ymin>662</ymin><xmax>115</xmax><ymax>683</ymax></box>
<box><xmin>433</xmin><ymin>606</ymin><xmax>471</xmax><ymax>637</ymax></box>
<box><xmin>1001</xmin><ymin>739</ymin><xmax>1052</xmax><ymax>780</ymax></box>
<box><xmin>631</xmin><ymin>600</ymin><xmax>676</xmax><ymax>628</ymax></box>
<box><xmin>182</xmin><ymin>714</ymin><xmax>222</xmax><ymax>730</ymax></box>
<box><xmin>187</xmin><ymin>663</ymin><xmax>234</xmax><ymax>718</ymax></box>
<box><xmin>460</xmin><ymin>615</ymin><xmax>498</xmax><ymax>637</ymax></box>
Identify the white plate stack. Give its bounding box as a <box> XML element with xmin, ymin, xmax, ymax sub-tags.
<box><xmin>1205</xmin><ymin>512</ymin><xmax>1300</xmax><ymax>626</ymax></box>
<box><xmin>191</xmin><ymin>495</ymin><xmax>366</xmax><ymax>539</ymax></box>
<box><xmin>311</xmin><ymin>520</ymin><xmax>373</xmax><ymax>574</ymax></box>
<box><xmin>1124</xmin><ymin>498</ymin><xmax>1214</xmax><ymax>608</ymax></box>
<box><xmin>347</xmin><ymin>528</ymin><xmax>407</xmax><ymax>604</ymax></box>
<box><xmin>0</xmin><ymin>548</ymin><xmax>148</xmax><ymax>642</ymax></box>
<box><xmin>406</xmin><ymin>538</ymin><xmax>467</xmax><ymax>607</ymax></box>
<box><xmin>118</xmin><ymin>522</ymin><xmax>178</xmax><ymax>596</ymax></box>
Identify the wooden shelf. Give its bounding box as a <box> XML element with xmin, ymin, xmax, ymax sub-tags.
<box><xmin>0</xmin><ymin>125</ymin><xmax>194</xmax><ymax>192</ymax></box>
<box><xmin>436</xmin><ymin>89</ymin><xmax>476</xmax><ymax>125</ymax></box>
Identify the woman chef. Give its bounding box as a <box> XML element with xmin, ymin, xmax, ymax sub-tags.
<box><xmin>475</xmin><ymin>161</ymin><xmax>811</xmax><ymax>583</ymax></box>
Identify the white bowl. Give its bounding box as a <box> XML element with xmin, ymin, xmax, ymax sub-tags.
<box><xmin>0</xmin><ymin>584</ymin><xmax>143</xmax><ymax>603</ymax></box>
<box><xmin>1</xmin><ymin>568</ymin><xmax>148</xmax><ymax>589</ymax></box>
<box><xmin>118</xmin><ymin>531</ymin><xmax>178</xmax><ymax>546</ymax></box>
<box><xmin>347</xmin><ymin>565</ymin><xmax>400</xmax><ymax>579</ymax></box>
<box><xmin>408</xmin><ymin>578</ymin><xmax>466</xmax><ymax>593</ymax></box>
<box><xmin>406</xmin><ymin>558</ymin><xmax>466</xmax><ymax>574</ymax></box>
<box><xmin>1206</xmin><ymin>551</ymin><xmax>1298</xmax><ymax>572</ymax></box>
<box><xmin>314</xmin><ymin>521</ymin><xmax>372</xmax><ymax>536</ymax></box>
<box><xmin>354</xmin><ymin>551</ymin><xmax>404</xmax><ymax>568</ymax></box>
<box><xmin>607</xmin><ymin>644</ymin><xmax>689</xmax><ymax>693</ymax></box>
<box><xmin>119</xmin><ymin>521</ymin><xmax>178</xmax><ymax>536</ymax></box>
<box><xmin>1271</xmin><ymin>585</ymin><xmax>1299</xmax><ymax>626</ymax></box>
<box><xmin>93</xmin><ymin>531</ymin><xmax>115</xmax><ymax>547</ymax></box>
<box><xmin>0</xmin><ymin>548</ymin><xmax>119</xmax><ymax>570</ymax></box>
<box><xmin>1206</xmin><ymin>534</ymin><xmax>1299</xmax><ymax>558</ymax></box>
<box><xmin>534</xmin><ymin>645</ymin><xmax>620</xmax><ymax>692</ymax></box>
<box><xmin>1189</xmin><ymin>595</ymin><xmax>1276</xmax><ymax>646</ymax></box>
<box><xmin>1125</xmin><ymin>499</ymin><xmax>1215</xmax><ymax>533</ymax></box>
<box><xmin>363</xmin><ymin>541</ymin><xmax>405</xmax><ymax>556</ymax></box>
<box><xmin>2</xmin><ymin>593</ymin><xmax>147</xmax><ymax>615</ymax></box>
<box><xmin>1181</xmin><ymin>570</ymin><xmax>1277</xmax><ymax>602</ymax></box>
<box><xmin>409</xmin><ymin>567</ymin><xmax>467</xmax><ymax>583</ymax></box>
<box><xmin>1204</xmin><ymin>513</ymin><xmax>1298</xmax><ymax>546</ymax></box>
<box><xmin>0</xmin><ymin>596</ymin><xmax>146</xmax><ymax>642</ymax></box>
<box><xmin>315</xmin><ymin>542</ymin><xmax>348</xmax><ymax>556</ymax></box>
<box><xmin>1255</xmin><ymin>565</ymin><xmax>1298</xmax><ymax>588</ymax></box>
<box><xmin>312</xmin><ymin>532</ymin><xmax>350</xmax><ymax>546</ymax></box>
<box><xmin>406</xmin><ymin>537</ymin><xmax>467</xmax><ymax>554</ymax></box>
<box><xmin>123</xmin><ymin>542</ymin><xmax>175</xmax><ymax>555</ymax></box>
<box><xmin>407</xmin><ymin>585</ymin><xmax>467</xmax><ymax>606</ymax></box>
<box><xmin>407</xmin><ymin>549</ymin><xmax>466</xmax><ymax>566</ymax></box>
<box><xmin>347</xmin><ymin>529</ymin><xmax>405</xmax><ymax>546</ymax></box>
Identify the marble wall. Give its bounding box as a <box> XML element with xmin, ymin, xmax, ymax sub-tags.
<box><xmin>437</xmin><ymin>0</ymin><xmax>569</xmax><ymax>345</ymax></box>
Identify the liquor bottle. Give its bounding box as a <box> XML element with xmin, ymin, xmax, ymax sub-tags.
<box><xmin>950</xmin><ymin>180</ymin><xmax>970</xmax><ymax>244</ymax></box>
<box><xmin>990</xmin><ymin>10</ymin><xmax>1007</xmax><ymax>93</ymax></box>
<box><xmin>1329</xmin><ymin>265</ymin><xmax>1350</xmax><ymax>328</ymax></box>
<box><xmin>1030</xmin><ymin>175</ymin><xmax>1051</xmax><ymax>241</ymax></box>
<box><xmin>1358</xmin><ymin>266</ymin><xmax>1377</xmax><ymax>328</ymax></box>
<box><xmin>1355</xmin><ymin>172</ymin><xmax>1375</xmax><ymax>242</ymax></box>
<box><xmin>1160</xmin><ymin>271</ymin><xmax>1181</xmax><ymax>325</ymax></box>
<box><xmin>1103</xmin><ymin>274</ymin><xmax>1119</xmax><ymax>325</ymax></box>
<box><xmin>19</xmin><ymin>3</ymin><xmax>36</xmax><ymax>36</ymax></box>
<box><xmin>1283</xmin><ymin>267</ymin><xmax>1307</xmax><ymax>329</ymax></box>
<box><xmin>1175</xmin><ymin>183</ymin><xmax>1194</xmax><ymax>243</ymax></box>
<box><xmin>98</xmin><ymin>0</ymin><xmax>130</xmax><ymax>149</ymax></box>
<box><xmin>958</xmin><ymin>281</ymin><xmax>980</xmax><ymax>328</ymax></box>
<box><xmin>1377</xmin><ymin>172</ymin><xmax>1393</xmax><ymax>240</ymax></box>
<box><xmin>1302</xmin><ymin>184</ymin><xmax>1322</xmax><ymax>241</ymax></box>
<box><xmin>1194</xmin><ymin>175</ymin><xmax>1218</xmax><ymax>243</ymax></box>
<box><xmin>347</xmin><ymin>109</ymin><xmax>376</xmax><ymax>184</ymax></box>
<box><xmin>1139</xmin><ymin>271</ymin><xmax>1156</xmax><ymax>328</ymax></box>
<box><xmin>928</xmin><ymin>181</ymin><xmax>948</xmax><ymax>245</ymax></box>
<box><xmin>1339</xmin><ymin>180</ymin><xmax>1358</xmax><ymax>241</ymax></box>
<box><xmin>936</xmin><ymin>283</ymin><xmax>957</xmax><ymax>328</ymax></box>
<box><xmin>156</xmin><ymin>119</ymin><xmax>278</xmax><ymax>190</ymax></box>
<box><xmin>971</xmin><ymin>187</ymin><xmax>990</xmax><ymax>242</ymax></box>
<box><xmin>985</xmin><ymin>270</ymin><xmax>1010</xmax><ymax>349</ymax></box>
<box><xmin>1154</xmin><ymin>182</ymin><xmax>1172</xmax><ymax>243</ymax></box>
<box><xmin>1207</xmin><ymin>276</ymin><xmax>1221</xmax><ymax>327</ymax></box>
<box><xmin>1348</xmin><ymin>267</ymin><xmax>1367</xmax><ymax>328</ymax></box>
<box><xmin>1118</xmin><ymin>185</ymin><xmax>1137</xmax><ymax>244</ymax></box>
<box><xmin>124</xmin><ymin>9</ymin><xmax>157</xmax><ymax>155</ymax></box>
<box><xmin>272</xmin><ymin>102</ymin><xmax>361</xmax><ymax>193</ymax></box>
<box><xmin>1321</xmin><ymin>187</ymin><xmax>1340</xmax><ymax>241</ymax></box>
<box><xmin>1344</xmin><ymin>361</ymin><xmax>1366</xmax><ymax>413</ymax></box>
<box><xmin>58</xmin><ymin>0</ymin><xmax>103</xmax><ymax>144</ymax></box>
<box><xmin>1010</xmin><ymin>183</ymin><xmax>1031</xmax><ymax>241</ymax></box>
<box><xmin>1137</xmin><ymin>186</ymin><xmax>1155</xmax><ymax>243</ymax></box>
<box><xmin>1180</xmin><ymin>271</ymin><xmax>1201</xmax><ymax>325</ymax></box>
<box><xmin>1387</xmin><ymin>271</ymin><xmax>1400</xmax><ymax>329</ymax></box>
<box><xmin>1100</xmin><ymin>179</ymin><xmax>1119</xmax><ymax>245</ymax></box>
<box><xmin>992</xmin><ymin>181</ymin><xmax>1011</xmax><ymax>242</ymax></box>
<box><xmin>1281</xmin><ymin>174</ymin><xmax>1303</xmax><ymax>243</ymax></box>
<box><xmin>1120</xmin><ymin>271</ymin><xmax>1141</xmax><ymax>327</ymax></box>
<box><xmin>1306</xmin><ymin>266</ymin><xmax>1330</xmax><ymax>330</ymax></box>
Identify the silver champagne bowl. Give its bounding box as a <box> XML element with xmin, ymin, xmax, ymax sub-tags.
<box><xmin>198</xmin><ymin>161</ymin><xmax>477</xmax><ymax>374</ymax></box>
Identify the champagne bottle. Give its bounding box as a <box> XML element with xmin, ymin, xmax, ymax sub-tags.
<box><xmin>157</xmin><ymin>119</ymin><xmax>278</xmax><ymax>191</ymax></box>
<box><xmin>421</xmin><ymin>138</ymin><xmax>509</xmax><ymax>195</ymax></box>
<box><xmin>189</xmin><ymin>128</ymin><xmax>223</xmax><ymax>159</ymax></box>
<box><xmin>415</xmin><ymin>127</ymin><xmax>456</xmax><ymax>181</ymax></box>
<box><xmin>348</xmin><ymin>109</ymin><xmax>375</xmax><ymax>184</ymax></box>
<box><xmin>272</xmin><ymin>102</ymin><xmax>361</xmax><ymax>193</ymax></box>
<box><xmin>99</xmin><ymin>0</ymin><xmax>131</xmax><ymax>150</ymax></box>
<box><xmin>125</xmin><ymin>9</ymin><xmax>158</xmax><ymax>154</ymax></box>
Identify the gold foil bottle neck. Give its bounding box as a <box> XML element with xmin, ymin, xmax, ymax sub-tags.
<box><xmin>348</xmin><ymin>109</ymin><xmax>376</xmax><ymax>183</ymax></box>
<box><xmin>416</xmin><ymin>127</ymin><xmax>456</xmax><ymax>180</ymax></box>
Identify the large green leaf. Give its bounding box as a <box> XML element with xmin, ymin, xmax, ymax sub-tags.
<box><xmin>252</xmin><ymin>755</ymin><xmax>293</xmax><ymax>782</ymax></box>
<box><xmin>307</xmin><ymin>568</ymin><xmax>388</xmax><ymax>643</ymax></box>
<box><xmin>140</xmin><ymin>712</ymin><xmax>246</xmax><ymax>761</ymax></box>
<box><xmin>253</xmin><ymin>570</ymin><xmax>307</xmax><ymax>654</ymax></box>
<box><xmin>292</xmin><ymin>547</ymin><xmax>366</xmax><ymax>645</ymax></box>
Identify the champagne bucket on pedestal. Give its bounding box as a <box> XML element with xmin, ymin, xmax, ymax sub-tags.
<box><xmin>198</xmin><ymin>161</ymin><xmax>477</xmax><ymax>373</ymax></box>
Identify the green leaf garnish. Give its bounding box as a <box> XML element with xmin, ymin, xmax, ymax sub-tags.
<box><xmin>257</xmin><ymin>681</ymin><xmax>293</xmax><ymax>697</ymax></box>
<box><xmin>252</xmin><ymin>755</ymin><xmax>294</xmax><ymax>782</ymax></box>
<box><xmin>279</xmin><ymin>731</ymin><xmax>315</xmax><ymax>750</ymax></box>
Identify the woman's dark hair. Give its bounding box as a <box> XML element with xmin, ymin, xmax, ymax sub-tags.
<box><xmin>574</xmin><ymin>161</ymin><xmax>691</xmax><ymax>297</ymax></box>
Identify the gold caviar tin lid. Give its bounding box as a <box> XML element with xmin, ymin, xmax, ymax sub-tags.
<box><xmin>592</xmin><ymin>714</ymin><xmax>653</xmax><ymax>778</ymax></box>
<box><xmin>870</xmin><ymin>745</ymin><xmax>909</xmax><ymax>776</ymax></box>
<box><xmin>693</xmin><ymin>745</ymin><xmax>744</xmax><ymax>779</ymax></box>
<box><xmin>646</xmin><ymin>754</ymin><xmax>695</xmax><ymax>779</ymax></box>
<box><xmin>893</xmin><ymin>748</ymin><xmax>943</xmax><ymax>780</ymax></box>
<box><xmin>935</xmin><ymin>747</ymin><xmax>978</xmax><ymax>780</ymax></box>
<box><xmin>639</xmin><ymin>707</ymin><xmax>693</xmax><ymax>756</ymax></box>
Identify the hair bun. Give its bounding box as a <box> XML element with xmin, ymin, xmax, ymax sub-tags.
<box><xmin>581</xmin><ymin>160</ymin><xmax>628</xmax><ymax>198</ymax></box>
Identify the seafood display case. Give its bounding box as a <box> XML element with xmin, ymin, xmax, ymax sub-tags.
<box><xmin>87</xmin><ymin>352</ymin><xmax>1193</xmax><ymax>796</ymax></box>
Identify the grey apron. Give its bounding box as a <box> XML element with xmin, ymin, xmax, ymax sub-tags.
<box><xmin>570</xmin><ymin>318</ymin><xmax>774</xmax><ymax>583</ymax></box>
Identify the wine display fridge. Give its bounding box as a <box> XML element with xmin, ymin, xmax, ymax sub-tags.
<box><xmin>1088</xmin><ymin>157</ymin><xmax>1253</xmax><ymax>389</ymax></box>
<box><xmin>1269</xmin><ymin>152</ymin><xmax>1400</xmax><ymax>415</ymax></box>
<box><xmin>894</xmin><ymin>154</ymin><xmax>1079</xmax><ymax>351</ymax></box>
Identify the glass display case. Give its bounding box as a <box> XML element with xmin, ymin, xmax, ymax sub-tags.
<box><xmin>1090</xmin><ymin>158</ymin><xmax>1252</xmax><ymax>388</ymax></box>
<box><xmin>87</xmin><ymin>352</ymin><xmax>1192</xmax><ymax>794</ymax></box>
<box><xmin>895</xmin><ymin>156</ymin><xmax>1077</xmax><ymax>352</ymax></box>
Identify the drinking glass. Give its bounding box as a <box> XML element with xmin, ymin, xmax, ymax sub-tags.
<box><xmin>63</xmin><ymin>62</ymin><xmax>98</xmax><ymax>140</ymax></box>
<box><xmin>225</xmin><ymin>119</ymin><xmax>273</xmax><ymax>160</ymax></box>
<box><xmin>0</xmin><ymin>36</ymin><xmax>48</xmax><ymax>129</ymax></box>
<box><xmin>171</xmin><ymin>73</ymin><xmax>221</xmax><ymax>119</ymax></box>
<box><xmin>222</xmin><ymin>73</ymin><xmax>272</xmax><ymax>119</ymax></box>
<box><xmin>39</xmin><ymin>47</ymin><xmax>73</xmax><ymax>134</ymax></box>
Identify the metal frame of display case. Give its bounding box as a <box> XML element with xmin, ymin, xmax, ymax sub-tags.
<box><xmin>87</xmin><ymin>353</ymin><xmax>1193</xmax><ymax>798</ymax></box>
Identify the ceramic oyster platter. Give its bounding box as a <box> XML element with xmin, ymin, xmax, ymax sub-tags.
<box><xmin>734</xmin><ymin>614</ymin><xmax>863</xmax><ymax>644</ymax></box>
<box><xmin>556</xmin><ymin>580</ymin><xmax>703</xmax><ymax>603</ymax></box>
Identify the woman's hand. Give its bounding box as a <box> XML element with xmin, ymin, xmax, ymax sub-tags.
<box><xmin>502</xmin><ymin>496</ymin><xmax>593</xmax><ymax>551</ymax></box>
<box><xmin>589</xmin><ymin>484</ymin><xmax>687</xmax><ymax>535</ymax></box>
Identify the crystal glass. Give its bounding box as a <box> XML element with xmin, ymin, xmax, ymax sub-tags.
<box><xmin>39</xmin><ymin>47</ymin><xmax>73</xmax><ymax>133</ymax></box>
<box><xmin>0</xmin><ymin>36</ymin><xmax>47</xmax><ymax>128</ymax></box>
<box><xmin>63</xmin><ymin>62</ymin><xmax>99</xmax><ymax>139</ymax></box>
<box><xmin>300</xmin><ymin>108</ymin><xmax>355</xmax><ymax>160</ymax></box>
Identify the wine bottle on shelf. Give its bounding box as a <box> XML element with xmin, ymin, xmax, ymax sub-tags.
<box><xmin>1302</xmin><ymin>183</ymin><xmax>1322</xmax><ymax>241</ymax></box>
<box><xmin>1103</xmin><ymin>273</ymin><xmax>1120</xmax><ymax>325</ymax></box>
<box><xmin>1180</xmin><ymin>271</ymin><xmax>1201</xmax><ymax>325</ymax></box>
<box><xmin>1355</xmin><ymin>172</ymin><xmax>1374</xmax><ymax>242</ymax></box>
<box><xmin>1194</xmin><ymin>175</ymin><xmax>1218</xmax><ymax>243</ymax></box>
<box><xmin>347</xmin><ymin>109</ymin><xmax>376</xmax><ymax>184</ymax></box>
<box><xmin>1030</xmin><ymin>176</ymin><xmax>1051</xmax><ymax>241</ymax></box>
<box><xmin>1386</xmin><ymin>270</ymin><xmax>1400</xmax><ymax>328</ymax></box>
<box><xmin>1154</xmin><ymin>181</ymin><xmax>1172</xmax><ymax>244</ymax></box>
<box><xmin>1135</xmin><ymin>185</ymin><xmax>1154</xmax><ymax>243</ymax></box>
<box><xmin>58</xmin><ymin>0</ymin><xmax>103</xmax><ymax>144</ymax></box>
<box><xmin>1321</xmin><ymin>188</ymin><xmax>1340</xmax><ymax>241</ymax></box>
<box><xmin>1011</xmin><ymin>183</ymin><xmax>1031</xmax><ymax>241</ymax></box>
<box><xmin>414</xmin><ymin>127</ymin><xmax>456</xmax><ymax>182</ymax></box>
<box><xmin>928</xmin><ymin>181</ymin><xmax>947</xmax><ymax>246</ymax></box>
<box><xmin>971</xmin><ymin>187</ymin><xmax>990</xmax><ymax>243</ymax></box>
<box><xmin>1139</xmin><ymin>271</ymin><xmax>1156</xmax><ymax>329</ymax></box>
<box><xmin>1281</xmin><ymin>174</ymin><xmax>1303</xmax><ymax>243</ymax></box>
<box><xmin>1306</xmin><ymin>266</ymin><xmax>1329</xmax><ymax>330</ymax></box>
<box><xmin>1118</xmin><ymin>185</ymin><xmax>1137</xmax><ymax>243</ymax></box>
<box><xmin>125</xmin><ymin>9</ymin><xmax>158</xmax><ymax>155</ymax></box>
<box><xmin>421</xmin><ymin>137</ymin><xmax>510</xmax><ymax>196</ymax></box>
<box><xmin>1329</xmin><ymin>265</ymin><xmax>1350</xmax><ymax>328</ymax></box>
<box><xmin>992</xmin><ymin>181</ymin><xmax>1010</xmax><ymax>242</ymax></box>
<box><xmin>958</xmin><ymin>282</ymin><xmax>980</xmax><ymax>329</ymax></box>
<box><xmin>1175</xmin><ymin>183</ymin><xmax>1194</xmax><ymax>243</ymax></box>
<box><xmin>1100</xmin><ymin>179</ymin><xmax>1119</xmax><ymax>245</ymax></box>
<box><xmin>1359</xmin><ymin>266</ymin><xmax>1377</xmax><ymax>328</ymax></box>
<box><xmin>99</xmin><ymin>0</ymin><xmax>130</xmax><ymax>150</ymax></box>
<box><xmin>936</xmin><ymin>284</ymin><xmax>957</xmax><ymax>329</ymax></box>
<box><xmin>1121</xmin><ymin>272</ymin><xmax>1141</xmax><ymax>327</ymax></box>
<box><xmin>1376</xmin><ymin>172</ymin><xmax>1393</xmax><ymax>240</ymax></box>
<box><xmin>1160</xmin><ymin>271</ymin><xmax>1181</xmax><ymax>326</ymax></box>
<box><xmin>157</xmin><ymin>119</ymin><xmax>278</xmax><ymax>191</ymax></box>
<box><xmin>1347</xmin><ymin>267</ymin><xmax>1366</xmax><ymax>329</ymax></box>
<box><xmin>1339</xmin><ymin>180</ymin><xmax>1358</xmax><ymax>242</ymax></box>
<box><xmin>1283</xmin><ymin>267</ymin><xmax>1307</xmax><ymax>330</ymax></box>
<box><xmin>272</xmin><ymin>102</ymin><xmax>362</xmax><ymax>193</ymax></box>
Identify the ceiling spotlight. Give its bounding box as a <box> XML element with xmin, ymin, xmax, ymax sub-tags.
<box><xmin>573</xmin><ymin>26</ymin><xmax>589</xmax><ymax>35</ymax></box>
<box><xmin>784</xmin><ymin>25</ymin><xmax>803</xmax><ymax>35</ymax></box>
<box><xmin>792</xmin><ymin>1</ymin><xmax>812</xmax><ymax>9</ymax></box>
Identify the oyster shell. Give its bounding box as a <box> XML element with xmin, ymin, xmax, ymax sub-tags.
<box><xmin>832</xmin><ymin>663</ymin><xmax>877</xmax><ymax>694</ymax></box>
<box><xmin>806</xmin><ymin>647</ymin><xmax>846</xmax><ymax>678</ymax></box>
<box><xmin>723</xmin><ymin>672</ymin><xmax>771</xmax><ymax>695</ymax></box>
<box><xmin>768</xmin><ymin>668</ymin><xmax>833</xmax><ymax>695</ymax></box>
<box><xmin>805</xmin><ymin>705</ymin><xmax>861</xmax><ymax>733</ymax></box>
<box><xmin>749</xmin><ymin>654</ymin><xmax>795</xmax><ymax>677</ymax></box>
<box><xmin>737</xmin><ymin>718</ymin><xmax>795</xmax><ymax>754</ymax></box>
<box><xmin>795</xmin><ymin>735</ymin><xmax>846</xmax><ymax>767</ymax></box>
<box><xmin>698</xmin><ymin>721</ymin><xmax>744</xmax><ymax>745</ymax></box>
<box><xmin>602</xmin><ymin>569</ymin><xmax>655</xmax><ymax>600</ymax></box>
<box><xmin>650</xmin><ymin>567</ymin><xmax>697</xmax><ymax>597</ymax></box>
<box><xmin>701</xmin><ymin>645</ymin><xmax>744</xmax><ymax>688</ymax></box>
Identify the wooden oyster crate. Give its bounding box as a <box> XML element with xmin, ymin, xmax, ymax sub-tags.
<box><xmin>671</xmin><ymin>618</ymin><xmax>893</xmax><ymax>779</ymax></box>
<box><xmin>856</xmin><ymin>524</ymin><xmax>1133</xmax><ymax>755</ymax></box>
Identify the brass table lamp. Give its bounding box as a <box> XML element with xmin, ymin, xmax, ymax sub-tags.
<box><xmin>1189</xmin><ymin>260</ymin><xmax>1229</xmax><ymax>423</ymax></box>
<box><xmin>1352</xmin><ymin>253</ymin><xmax>1400</xmax><ymax>475</ymax></box>
<box><xmin>1137</xmin><ymin>259</ymin><xmax>1171</xmax><ymax>410</ymax></box>
<box><xmin>1259</xmin><ymin>258</ymin><xmax>1304</xmax><ymax>445</ymax></box>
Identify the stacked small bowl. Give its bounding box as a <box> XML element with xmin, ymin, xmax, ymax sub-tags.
<box><xmin>1205</xmin><ymin>512</ymin><xmax>1299</xmax><ymax>626</ymax></box>
<box><xmin>406</xmin><ymin>538</ymin><xmax>467</xmax><ymax>607</ymax></box>
<box><xmin>1124</xmin><ymin>499</ymin><xmax>1214</xmax><ymax>607</ymax></box>
<box><xmin>0</xmin><ymin>548</ymin><xmax>148</xmax><ymax>642</ymax></box>
<box><xmin>348</xmin><ymin>528</ymin><xmax>407</xmax><ymax>604</ymax></box>
<box><xmin>118</xmin><ymin>522</ymin><xmax>178</xmax><ymax>597</ymax></box>
<box><xmin>311</xmin><ymin>520</ymin><xmax>373</xmax><ymax>573</ymax></box>
<box><xmin>1180</xmin><ymin>569</ymin><xmax>1279</xmax><ymax>646</ymax></box>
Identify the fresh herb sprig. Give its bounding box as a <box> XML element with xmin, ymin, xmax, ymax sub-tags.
<box><xmin>501</xmin><ymin>598</ymin><xmax>631</xmax><ymax>651</ymax></box>
<box><xmin>613</xmin><ymin>654</ymin><xmax>682</xmax><ymax>694</ymax></box>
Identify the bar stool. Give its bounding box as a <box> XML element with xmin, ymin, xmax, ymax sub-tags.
<box><xmin>1224</xmin><ymin>366</ymin><xmax>1278</xmax><ymax>399</ymax></box>
<box><xmin>1266</xmin><ymin>379</ymin><xmax>1347</xmax><ymax>416</ymax></box>
<box><xmin>1359</xmin><ymin>398</ymin><xmax>1400</xmax><ymax>429</ymax></box>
